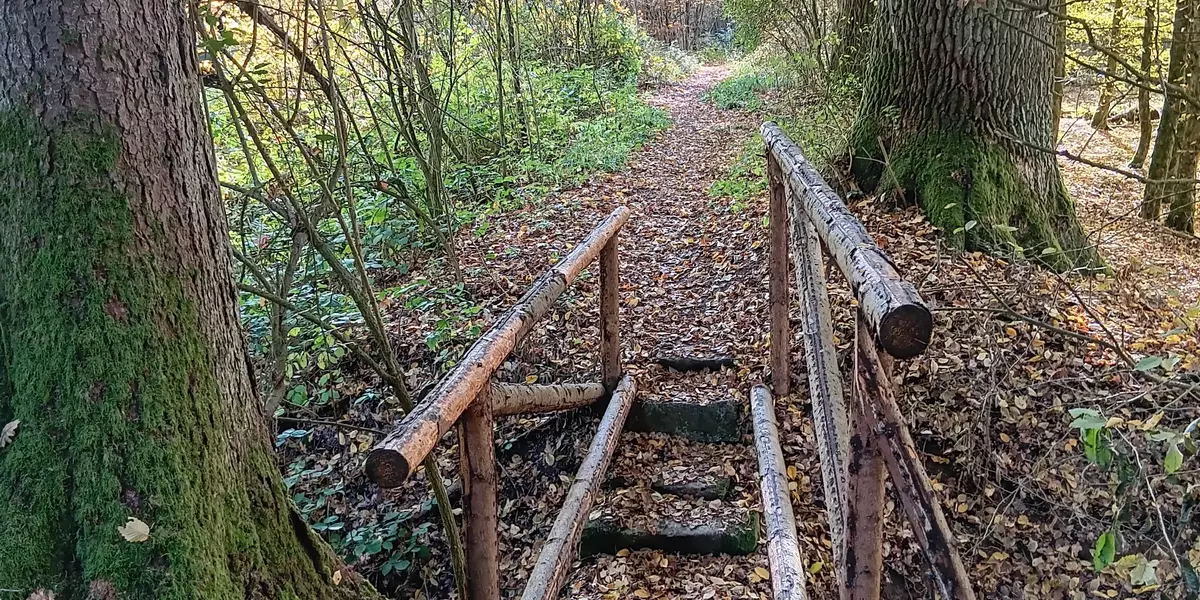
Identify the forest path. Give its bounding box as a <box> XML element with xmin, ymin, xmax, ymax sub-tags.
<box><xmin>549</xmin><ymin>66</ymin><xmax>784</xmax><ymax>599</ymax></box>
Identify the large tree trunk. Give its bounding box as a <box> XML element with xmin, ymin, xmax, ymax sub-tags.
<box><xmin>0</xmin><ymin>3</ymin><xmax>376</xmax><ymax>599</ymax></box>
<box><xmin>848</xmin><ymin>0</ymin><xmax>1101</xmax><ymax>270</ymax></box>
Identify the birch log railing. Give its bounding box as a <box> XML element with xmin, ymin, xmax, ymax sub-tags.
<box><xmin>365</xmin><ymin>207</ymin><xmax>633</xmax><ymax>600</ymax></box>
<box><xmin>759</xmin><ymin>122</ymin><xmax>975</xmax><ymax>600</ymax></box>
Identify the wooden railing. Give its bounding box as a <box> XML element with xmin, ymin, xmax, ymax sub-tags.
<box><xmin>365</xmin><ymin>207</ymin><xmax>634</xmax><ymax>600</ymax></box>
<box><xmin>758</xmin><ymin>122</ymin><xmax>976</xmax><ymax>600</ymax></box>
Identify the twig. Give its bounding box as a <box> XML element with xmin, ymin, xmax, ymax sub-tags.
<box><xmin>276</xmin><ymin>416</ymin><xmax>388</xmax><ymax>437</ymax></box>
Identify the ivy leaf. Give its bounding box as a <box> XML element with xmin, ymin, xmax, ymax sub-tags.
<box><xmin>1165</xmin><ymin>444</ymin><xmax>1184</xmax><ymax>474</ymax></box>
<box><xmin>963</xmin><ymin>220</ymin><xmax>977</xmax><ymax>231</ymax></box>
<box><xmin>1093</xmin><ymin>530</ymin><xmax>1117</xmax><ymax>571</ymax></box>
<box><xmin>0</xmin><ymin>420</ymin><xmax>18</xmax><ymax>448</ymax></box>
<box><xmin>118</xmin><ymin>517</ymin><xmax>151</xmax><ymax>542</ymax></box>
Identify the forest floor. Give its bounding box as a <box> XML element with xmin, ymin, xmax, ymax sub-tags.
<box><xmin>280</xmin><ymin>67</ymin><xmax>1200</xmax><ymax>599</ymax></box>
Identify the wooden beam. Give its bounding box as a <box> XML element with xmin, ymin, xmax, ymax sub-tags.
<box><xmin>600</xmin><ymin>236</ymin><xmax>621</xmax><ymax>390</ymax></box>
<box><xmin>520</xmin><ymin>375</ymin><xmax>637</xmax><ymax>600</ymax></box>
<box><xmin>459</xmin><ymin>387</ymin><xmax>500</xmax><ymax>600</ymax></box>
<box><xmin>767</xmin><ymin>152</ymin><xmax>791</xmax><ymax>396</ymax></box>
<box><xmin>856</xmin><ymin>322</ymin><xmax>976</xmax><ymax>600</ymax></box>
<box><xmin>750</xmin><ymin>385</ymin><xmax>807</xmax><ymax>600</ymax></box>
<box><xmin>490</xmin><ymin>382</ymin><xmax>607</xmax><ymax>416</ymax></box>
<box><xmin>366</xmin><ymin>207</ymin><xmax>631</xmax><ymax>488</ymax></box>
<box><xmin>761</xmin><ymin>122</ymin><xmax>932</xmax><ymax>359</ymax></box>
<box><xmin>791</xmin><ymin>208</ymin><xmax>851</xmax><ymax>598</ymax></box>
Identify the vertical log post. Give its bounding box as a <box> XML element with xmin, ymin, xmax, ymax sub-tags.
<box><xmin>845</xmin><ymin>317</ymin><xmax>885</xmax><ymax>600</ymax></box>
<box><xmin>459</xmin><ymin>387</ymin><xmax>500</xmax><ymax>600</ymax></box>
<box><xmin>600</xmin><ymin>235</ymin><xmax>621</xmax><ymax>390</ymax></box>
<box><xmin>856</xmin><ymin>322</ymin><xmax>976</xmax><ymax>600</ymax></box>
<box><xmin>767</xmin><ymin>151</ymin><xmax>790</xmax><ymax>396</ymax></box>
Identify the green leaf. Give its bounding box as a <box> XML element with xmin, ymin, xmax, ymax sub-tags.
<box><xmin>994</xmin><ymin>224</ymin><xmax>1018</xmax><ymax>233</ymax></box>
<box><xmin>1041</xmin><ymin>247</ymin><xmax>1059</xmax><ymax>255</ymax></box>
<box><xmin>1135</xmin><ymin>356</ymin><xmax>1163</xmax><ymax>371</ymax></box>
<box><xmin>1165</xmin><ymin>443</ymin><xmax>1184</xmax><ymax>474</ymax></box>
<box><xmin>1069</xmin><ymin>408</ymin><xmax>1107</xmax><ymax>431</ymax></box>
<box><xmin>1093</xmin><ymin>531</ymin><xmax>1117</xmax><ymax>571</ymax></box>
<box><xmin>963</xmin><ymin>220</ymin><xmax>977</xmax><ymax>231</ymax></box>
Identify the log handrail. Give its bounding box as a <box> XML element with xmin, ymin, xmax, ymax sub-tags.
<box><xmin>520</xmin><ymin>375</ymin><xmax>638</xmax><ymax>600</ymax></box>
<box><xmin>760</xmin><ymin>122</ymin><xmax>973</xmax><ymax>600</ymax></box>
<box><xmin>366</xmin><ymin>207</ymin><xmax>630</xmax><ymax>488</ymax></box>
<box><xmin>761</xmin><ymin>122</ymin><xmax>932</xmax><ymax>359</ymax></box>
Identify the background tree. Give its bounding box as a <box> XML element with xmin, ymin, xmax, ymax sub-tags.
<box><xmin>1143</xmin><ymin>0</ymin><xmax>1200</xmax><ymax>233</ymax></box>
<box><xmin>1092</xmin><ymin>0</ymin><xmax>1127</xmax><ymax>130</ymax></box>
<box><xmin>0</xmin><ymin>1</ymin><xmax>376</xmax><ymax>598</ymax></box>
<box><xmin>848</xmin><ymin>0</ymin><xmax>1101</xmax><ymax>269</ymax></box>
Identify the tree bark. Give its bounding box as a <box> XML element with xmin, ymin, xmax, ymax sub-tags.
<box><xmin>1131</xmin><ymin>2</ymin><xmax>1157</xmax><ymax>169</ymax></box>
<box><xmin>848</xmin><ymin>0</ymin><xmax>1101</xmax><ymax>270</ymax></box>
<box><xmin>459</xmin><ymin>388</ymin><xmax>500</xmax><ymax>600</ymax></box>
<box><xmin>1145</xmin><ymin>0</ymin><xmax>1200</xmax><ymax>231</ymax></box>
<box><xmin>768</xmin><ymin>153</ymin><xmax>791</xmax><ymax>396</ymax></box>
<box><xmin>1092</xmin><ymin>0</ymin><xmax>1127</xmax><ymax>131</ymax></box>
<box><xmin>0</xmin><ymin>2</ymin><xmax>374</xmax><ymax>598</ymax></box>
<box><xmin>834</xmin><ymin>0</ymin><xmax>876</xmax><ymax>75</ymax></box>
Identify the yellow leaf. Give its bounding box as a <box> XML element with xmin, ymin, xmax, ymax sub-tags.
<box><xmin>1017</xmin><ymin>514</ymin><xmax>1031</xmax><ymax>526</ymax></box>
<box><xmin>333</xmin><ymin>570</ymin><xmax>343</xmax><ymax>585</ymax></box>
<box><xmin>991</xmin><ymin>551</ymin><xmax>1009</xmax><ymax>561</ymax></box>
<box><xmin>660</xmin><ymin>558</ymin><xmax>669</xmax><ymax>567</ymax></box>
<box><xmin>1104</xmin><ymin>416</ymin><xmax>1124</xmax><ymax>429</ymax></box>
<box><xmin>634</xmin><ymin>590</ymin><xmax>650</xmax><ymax>598</ymax></box>
<box><xmin>525</xmin><ymin>374</ymin><xmax>538</xmax><ymax>384</ymax></box>
<box><xmin>786</xmin><ymin>465</ymin><xmax>797</xmax><ymax>480</ymax></box>
<box><xmin>754</xmin><ymin>567</ymin><xmax>770</xmax><ymax>580</ymax></box>
<box><xmin>616</xmin><ymin>548</ymin><xmax>630</xmax><ymax>558</ymax></box>
<box><xmin>118</xmin><ymin>517</ymin><xmax>150</xmax><ymax>542</ymax></box>
<box><xmin>1143</xmin><ymin>411</ymin><xmax>1165</xmax><ymax>430</ymax></box>
<box><xmin>626</xmin><ymin>297</ymin><xmax>640</xmax><ymax>307</ymax></box>
<box><xmin>999</xmin><ymin>432</ymin><xmax>1010</xmax><ymax>443</ymax></box>
<box><xmin>808</xmin><ymin>561</ymin><xmax>823</xmax><ymax>574</ymax></box>
<box><xmin>1005</xmin><ymin>327</ymin><xmax>1017</xmax><ymax>337</ymax></box>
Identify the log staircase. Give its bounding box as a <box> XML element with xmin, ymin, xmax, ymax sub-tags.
<box><xmin>364</xmin><ymin>124</ymin><xmax>977</xmax><ymax>600</ymax></box>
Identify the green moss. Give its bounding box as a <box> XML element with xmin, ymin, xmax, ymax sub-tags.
<box><xmin>849</xmin><ymin>122</ymin><xmax>1101</xmax><ymax>270</ymax></box>
<box><xmin>0</xmin><ymin>109</ymin><xmax>373</xmax><ymax>599</ymax></box>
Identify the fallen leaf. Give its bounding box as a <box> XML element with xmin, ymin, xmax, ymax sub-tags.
<box><xmin>1</xmin><ymin>419</ymin><xmax>18</xmax><ymax>447</ymax></box>
<box><xmin>754</xmin><ymin>567</ymin><xmax>770</xmax><ymax>579</ymax></box>
<box><xmin>118</xmin><ymin>517</ymin><xmax>150</xmax><ymax>542</ymax></box>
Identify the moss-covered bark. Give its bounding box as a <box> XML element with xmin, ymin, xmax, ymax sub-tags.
<box><xmin>847</xmin><ymin>0</ymin><xmax>1102</xmax><ymax>271</ymax></box>
<box><xmin>0</xmin><ymin>1</ymin><xmax>381</xmax><ymax>598</ymax></box>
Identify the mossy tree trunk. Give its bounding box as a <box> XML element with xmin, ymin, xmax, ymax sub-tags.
<box><xmin>848</xmin><ymin>0</ymin><xmax>1101</xmax><ymax>270</ymax></box>
<box><xmin>0</xmin><ymin>2</ymin><xmax>379</xmax><ymax>599</ymax></box>
<box><xmin>1144</xmin><ymin>0</ymin><xmax>1200</xmax><ymax>233</ymax></box>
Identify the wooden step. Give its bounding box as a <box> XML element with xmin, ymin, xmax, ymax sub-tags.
<box><xmin>579</xmin><ymin>510</ymin><xmax>760</xmax><ymax>557</ymax></box>
<box><xmin>624</xmin><ymin>398</ymin><xmax>743</xmax><ymax>443</ymax></box>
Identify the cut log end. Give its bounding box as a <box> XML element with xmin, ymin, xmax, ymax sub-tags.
<box><xmin>878</xmin><ymin>304</ymin><xmax>933</xmax><ymax>359</ymax></box>
<box><xmin>365</xmin><ymin>449</ymin><xmax>411</xmax><ymax>489</ymax></box>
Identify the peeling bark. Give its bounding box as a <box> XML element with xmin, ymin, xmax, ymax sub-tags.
<box><xmin>490</xmin><ymin>382</ymin><xmax>607</xmax><ymax>416</ymax></box>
